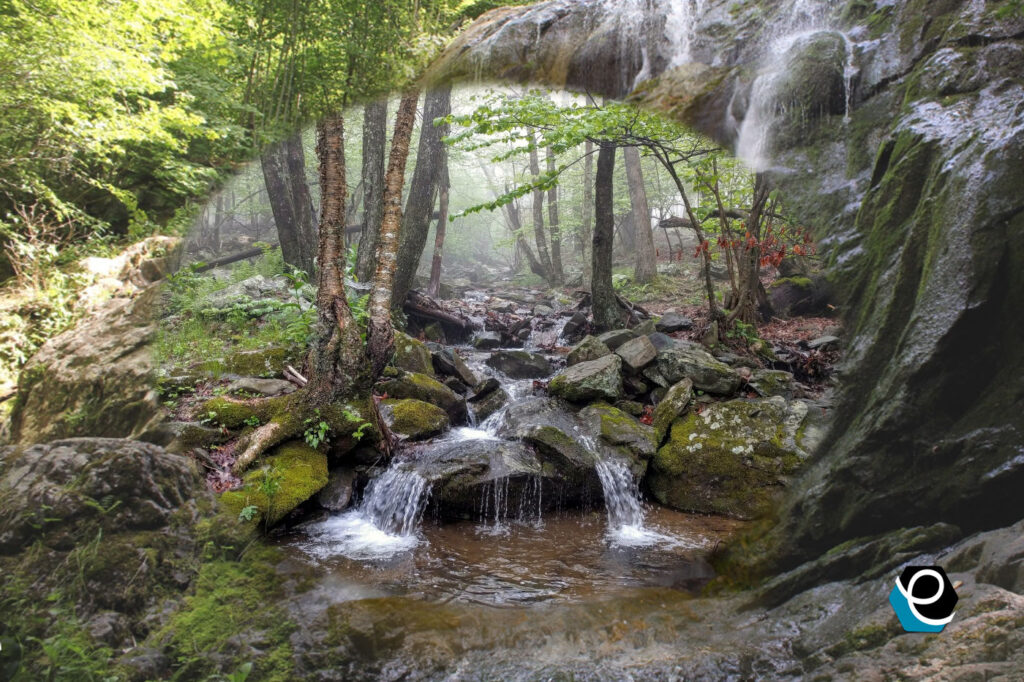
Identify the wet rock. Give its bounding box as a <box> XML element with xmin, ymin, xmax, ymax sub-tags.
<box><xmin>317</xmin><ymin>468</ymin><xmax>357</xmax><ymax>512</ymax></box>
<box><xmin>498</xmin><ymin>397</ymin><xmax>602</xmax><ymax>497</ymax></box>
<box><xmin>393</xmin><ymin>332</ymin><xmax>434</xmax><ymax>376</ymax></box>
<box><xmin>614</xmin><ymin>335</ymin><xmax>657</xmax><ymax>372</ymax></box>
<box><xmin>656</xmin><ymin>313</ymin><xmax>693</xmax><ymax>333</ymax></box>
<box><xmin>471</xmin><ymin>377</ymin><xmax>500</xmax><ymax>400</ymax></box>
<box><xmin>646</xmin><ymin>397</ymin><xmax>809</xmax><ymax>519</ymax></box>
<box><xmin>226</xmin><ymin>377</ymin><xmax>296</xmax><ymax>397</ymax></box>
<box><xmin>432</xmin><ymin>348</ymin><xmax>478</xmax><ymax>387</ymax></box>
<box><xmin>548</xmin><ymin>354</ymin><xmax>623</xmax><ymax>403</ymax></box>
<box><xmin>220</xmin><ymin>441</ymin><xmax>328</xmax><ymax>526</ymax></box>
<box><xmin>469</xmin><ymin>387</ymin><xmax>509</xmax><ymax>422</ymax></box>
<box><xmin>376</xmin><ymin>371</ymin><xmax>467</xmax><ymax>421</ymax></box>
<box><xmin>579</xmin><ymin>402</ymin><xmax>656</xmax><ymax>467</ymax></box>
<box><xmin>597</xmin><ymin>329</ymin><xmax>635</xmax><ymax>350</ymax></box>
<box><xmin>379</xmin><ymin>399</ymin><xmax>449</xmax><ymax>441</ymax></box>
<box><xmin>485</xmin><ymin>350</ymin><xmax>552</xmax><ymax>379</ymax></box>
<box><xmin>472</xmin><ymin>331</ymin><xmax>502</xmax><ymax>350</ymax></box>
<box><xmin>642</xmin><ymin>366</ymin><xmax>669</xmax><ymax>388</ymax></box>
<box><xmin>652</xmin><ymin>378</ymin><xmax>693</xmax><ymax>445</ymax></box>
<box><xmin>656</xmin><ymin>345</ymin><xmax>741</xmax><ymax>395</ymax></box>
<box><xmin>567</xmin><ymin>335</ymin><xmax>611</xmax><ymax>366</ymax></box>
<box><xmin>748</xmin><ymin>370</ymin><xmax>796</xmax><ymax>399</ymax></box>
<box><xmin>561</xmin><ymin>311</ymin><xmax>589</xmax><ymax>341</ymax></box>
<box><xmin>451</xmin><ymin>351</ymin><xmax>479</xmax><ymax>386</ymax></box>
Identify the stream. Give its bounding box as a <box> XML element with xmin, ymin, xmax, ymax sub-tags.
<box><xmin>280</xmin><ymin>305</ymin><xmax>743</xmax><ymax>613</ymax></box>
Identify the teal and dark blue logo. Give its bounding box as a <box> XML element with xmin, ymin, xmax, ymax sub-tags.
<box><xmin>888</xmin><ymin>566</ymin><xmax>958</xmax><ymax>633</ymax></box>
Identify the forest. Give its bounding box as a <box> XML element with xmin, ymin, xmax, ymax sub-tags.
<box><xmin>1</xmin><ymin>0</ymin><xmax>1023</xmax><ymax>680</ymax></box>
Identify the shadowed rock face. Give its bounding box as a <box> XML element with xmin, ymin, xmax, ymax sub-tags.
<box><xmin>432</xmin><ymin>0</ymin><xmax>1024</xmax><ymax>575</ymax></box>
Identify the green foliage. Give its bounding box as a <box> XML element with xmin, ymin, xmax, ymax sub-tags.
<box><xmin>237</xmin><ymin>505</ymin><xmax>259</xmax><ymax>522</ymax></box>
<box><xmin>303</xmin><ymin>409</ymin><xmax>331</xmax><ymax>449</ymax></box>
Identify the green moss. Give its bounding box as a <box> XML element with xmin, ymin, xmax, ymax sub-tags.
<box><xmin>220</xmin><ymin>441</ymin><xmax>328</xmax><ymax>526</ymax></box>
<box><xmin>156</xmin><ymin>543</ymin><xmax>296</xmax><ymax>682</ymax></box>
<box><xmin>825</xmin><ymin>622</ymin><xmax>897</xmax><ymax>658</ymax></box>
<box><xmin>383</xmin><ymin>398</ymin><xmax>449</xmax><ymax>439</ymax></box>
<box><xmin>770</xmin><ymin>276</ymin><xmax>812</xmax><ymax>290</ymax></box>
<box><xmin>392</xmin><ymin>331</ymin><xmax>434</xmax><ymax>376</ymax></box>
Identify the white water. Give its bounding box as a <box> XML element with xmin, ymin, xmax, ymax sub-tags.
<box><xmin>733</xmin><ymin>0</ymin><xmax>859</xmax><ymax>170</ymax></box>
<box><xmin>301</xmin><ymin>467</ymin><xmax>430</xmax><ymax>561</ymax></box>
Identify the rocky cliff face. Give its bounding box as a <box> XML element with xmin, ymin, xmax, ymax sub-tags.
<box><xmin>432</xmin><ymin>0</ymin><xmax>1024</xmax><ymax>574</ymax></box>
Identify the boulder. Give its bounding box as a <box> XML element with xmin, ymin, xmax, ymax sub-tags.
<box><xmin>379</xmin><ymin>399</ymin><xmax>450</xmax><ymax>441</ymax></box>
<box><xmin>656</xmin><ymin>345</ymin><xmax>741</xmax><ymax>395</ymax></box>
<box><xmin>652</xmin><ymin>378</ymin><xmax>694</xmax><ymax>445</ymax></box>
<box><xmin>645</xmin><ymin>398</ymin><xmax>809</xmax><ymax>519</ymax></box>
<box><xmin>614</xmin><ymin>335</ymin><xmax>657</xmax><ymax>372</ymax></box>
<box><xmin>485</xmin><ymin>350</ymin><xmax>552</xmax><ymax>379</ymax></box>
<box><xmin>451</xmin><ymin>350</ymin><xmax>479</xmax><ymax>386</ymax></box>
<box><xmin>647</xmin><ymin>332</ymin><xmax>678</xmax><ymax>351</ymax></box>
<box><xmin>220</xmin><ymin>441</ymin><xmax>328</xmax><ymax>526</ymax></box>
<box><xmin>655</xmin><ymin>313</ymin><xmax>693</xmax><ymax>333</ymax></box>
<box><xmin>561</xmin><ymin>311</ymin><xmax>589</xmax><ymax>342</ymax></box>
<box><xmin>748</xmin><ymin>370</ymin><xmax>796</xmax><ymax>399</ymax></box>
<box><xmin>631</xmin><ymin>318</ymin><xmax>657</xmax><ymax>336</ymax></box>
<box><xmin>204</xmin><ymin>274</ymin><xmax>305</xmax><ymax>309</ymax></box>
<box><xmin>567</xmin><ymin>335</ymin><xmax>611</xmax><ymax>366</ymax></box>
<box><xmin>393</xmin><ymin>332</ymin><xmax>434</xmax><ymax>376</ymax></box>
<box><xmin>547</xmin><ymin>354</ymin><xmax>623</xmax><ymax>403</ymax></box>
<box><xmin>469</xmin><ymin>387</ymin><xmax>509</xmax><ymax>423</ymax></box>
<box><xmin>768</xmin><ymin>275</ymin><xmax>833</xmax><ymax>318</ymax></box>
<box><xmin>579</xmin><ymin>402</ymin><xmax>656</xmax><ymax>476</ymax></box>
<box><xmin>317</xmin><ymin>467</ymin><xmax>357</xmax><ymax>512</ymax></box>
<box><xmin>375</xmin><ymin>371</ymin><xmax>467</xmax><ymax>421</ymax></box>
<box><xmin>9</xmin><ymin>286</ymin><xmax>165</xmax><ymax>445</ymax></box>
<box><xmin>472</xmin><ymin>332</ymin><xmax>502</xmax><ymax>350</ymax></box>
<box><xmin>597</xmin><ymin>329</ymin><xmax>635</xmax><ymax>350</ymax></box>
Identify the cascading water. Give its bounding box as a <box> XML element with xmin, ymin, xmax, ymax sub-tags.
<box><xmin>733</xmin><ymin>0</ymin><xmax>859</xmax><ymax>170</ymax></box>
<box><xmin>594</xmin><ymin>458</ymin><xmax>645</xmax><ymax>529</ymax></box>
<box><xmin>301</xmin><ymin>466</ymin><xmax>430</xmax><ymax>560</ymax></box>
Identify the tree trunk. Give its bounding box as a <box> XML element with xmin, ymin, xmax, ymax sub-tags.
<box><xmin>581</xmin><ymin>140</ymin><xmax>594</xmax><ymax>290</ymax></box>
<box><xmin>426</xmin><ymin>156</ymin><xmax>450</xmax><ymax>298</ymax></box>
<box><xmin>546</xmin><ymin>147</ymin><xmax>564</xmax><ymax>285</ymax></box>
<box><xmin>625</xmin><ymin>146</ymin><xmax>656</xmax><ymax>284</ymax></box>
<box><xmin>261</xmin><ymin>140</ymin><xmax>301</xmax><ymax>270</ymax></box>
<box><xmin>368</xmin><ymin>89</ymin><xmax>419</xmax><ymax>376</ymax></box>
<box><xmin>283</xmin><ymin>132</ymin><xmax>317</xmax><ymax>276</ymax></box>
<box><xmin>592</xmin><ymin>143</ymin><xmax>621</xmax><ymax>332</ymax></box>
<box><xmin>356</xmin><ymin>97</ymin><xmax>388</xmax><ymax>282</ymax></box>
<box><xmin>528</xmin><ymin>135</ymin><xmax>553</xmax><ymax>280</ymax></box>
<box><xmin>305</xmin><ymin>113</ymin><xmax>366</xmax><ymax>403</ymax></box>
<box><xmin>727</xmin><ymin>173</ymin><xmax>772</xmax><ymax>326</ymax></box>
<box><xmin>394</xmin><ymin>85</ymin><xmax>452</xmax><ymax>307</ymax></box>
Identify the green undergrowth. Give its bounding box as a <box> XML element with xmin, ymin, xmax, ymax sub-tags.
<box><xmin>154</xmin><ymin>248</ymin><xmax>315</xmax><ymax>378</ymax></box>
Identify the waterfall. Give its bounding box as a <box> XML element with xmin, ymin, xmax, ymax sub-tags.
<box><xmin>363</xmin><ymin>468</ymin><xmax>431</xmax><ymax>536</ymax></box>
<box><xmin>594</xmin><ymin>459</ymin><xmax>646</xmax><ymax>529</ymax></box>
<box><xmin>299</xmin><ymin>465</ymin><xmax>430</xmax><ymax>561</ymax></box>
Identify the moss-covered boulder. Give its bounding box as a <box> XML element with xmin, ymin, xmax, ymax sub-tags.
<box><xmin>567</xmin><ymin>335</ymin><xmax>610</xmax><ymax>366</ymax></box>
<box><xmin>655</xmin><ymin>345</ymin><xmax>741</xmax><ymax>396</ymax></box>
<box><xmin>376</xmin><ymin>371</ymin><xmax>467</xmax><ymax>421</ymax></box>
<box><xmin>380</xmin><ymin>398</ymin><xmax>449</xmax><ymax>441</ymax></box>
<box><xmin>768</xmin><ymin>275</ymin><xmax>833</xmax><ymax>318</ymax></box>
<box><xmin>485</xmin><ymin>350</ymin><xmax>552</xmax><ymax>378</ymax></box>
<box><xmin>579</xmin><ymin>402</ymin><xmax>656</xmax><ymax>477</ymax></box>
<box><xmin>393</xmin><ymin>331</ymin><xmax>434</xmax><ymax>376</ymax></box>
<box><xmin>548</xmin><ymin>354</ymin><xmax>623</xmax><ymax>403</ymax></box>
<box><xmin>645</xmin><ymin>398</ymin><xmax>808</xmax><ymax>519</ymax></box>
<box><xmin>749</xmin><ymin>369</ymin><xmax>796</xmax><ymax>399</ymax></box>
<box><xmin>220</xmin><ymin>441</ymin><xmax>328</xmax><ymax>526</ymax></box>
<box><xmin>652</xmin><ymin>378</ymin><xmax>694</xmax><ymax>445</ymax></box>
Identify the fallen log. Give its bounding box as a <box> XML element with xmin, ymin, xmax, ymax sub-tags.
<box><xmin>192</xmin><ymin>246</ymin><xmax>272</xmax><ymax>273</ymax></box>
<box><xmin>404</xmin><ymin>289</ymin><xmax>475</xmax><ymax>330</ymax></box>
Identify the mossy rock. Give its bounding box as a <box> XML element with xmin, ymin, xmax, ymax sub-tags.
<box><xmin>376</xmin><ymin>371</ymin><xmax>467</xmax><ymax>420</ymax></box>
<box><xmin>580</xmin><ymin>401</ymin><xmax>656</xmax><ymax>461</ymax></box>
<box><xmin>548</xmin><ymin>354</ymin><xmax>623</xmax><ymax>403</ymax></box>
<box><xmin>652</xmin><ymin>378</ymin><xmax>694</xmax><ymax>445</ymax></box>
<box><xmin>566</xmin><ymin>335</ymin><xmax>611</xmax><ymax>366</ymax></box>
<box><xmin>381</xmin><ymin>398</ymin><xmax>449</xmax><ymax>440</ymax></box>
<box><xmin>645</xmin><ymin>398</ymin><xmax>807</xmax><ymax>519</ymax></box>
<box><xmin>393</xmin><ymin>331</ymin><xmax>435</xmax><ymax>376</ymax></box>
<box><xmin>220</xmin><ymin>441</ymin><xmax>329</xmax><ymax>526</ymax></box>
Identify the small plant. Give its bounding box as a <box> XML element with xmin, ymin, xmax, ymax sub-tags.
<box><xmin>304</xmin><ymin>408</ymin><xmax>331</xmax><ymax>449</ymax></box>
<box><xmin>726</xmin><ymin>320</ymin><xmax>762</xmax><ymax>347</ymax></box>
<box><xmin>237</xmin><ymin>505</ymin><xmax>259</xmax><ymax>522</ymax></box>
<box><xmin>344</xmin><ymin>408</ymin><xmax>372</xmax><ymax>442</ymax></box>
<box><xmin>243</xmin><ymin>414</ymin><xmax>261</xmax><ymax>428</ymax></box>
